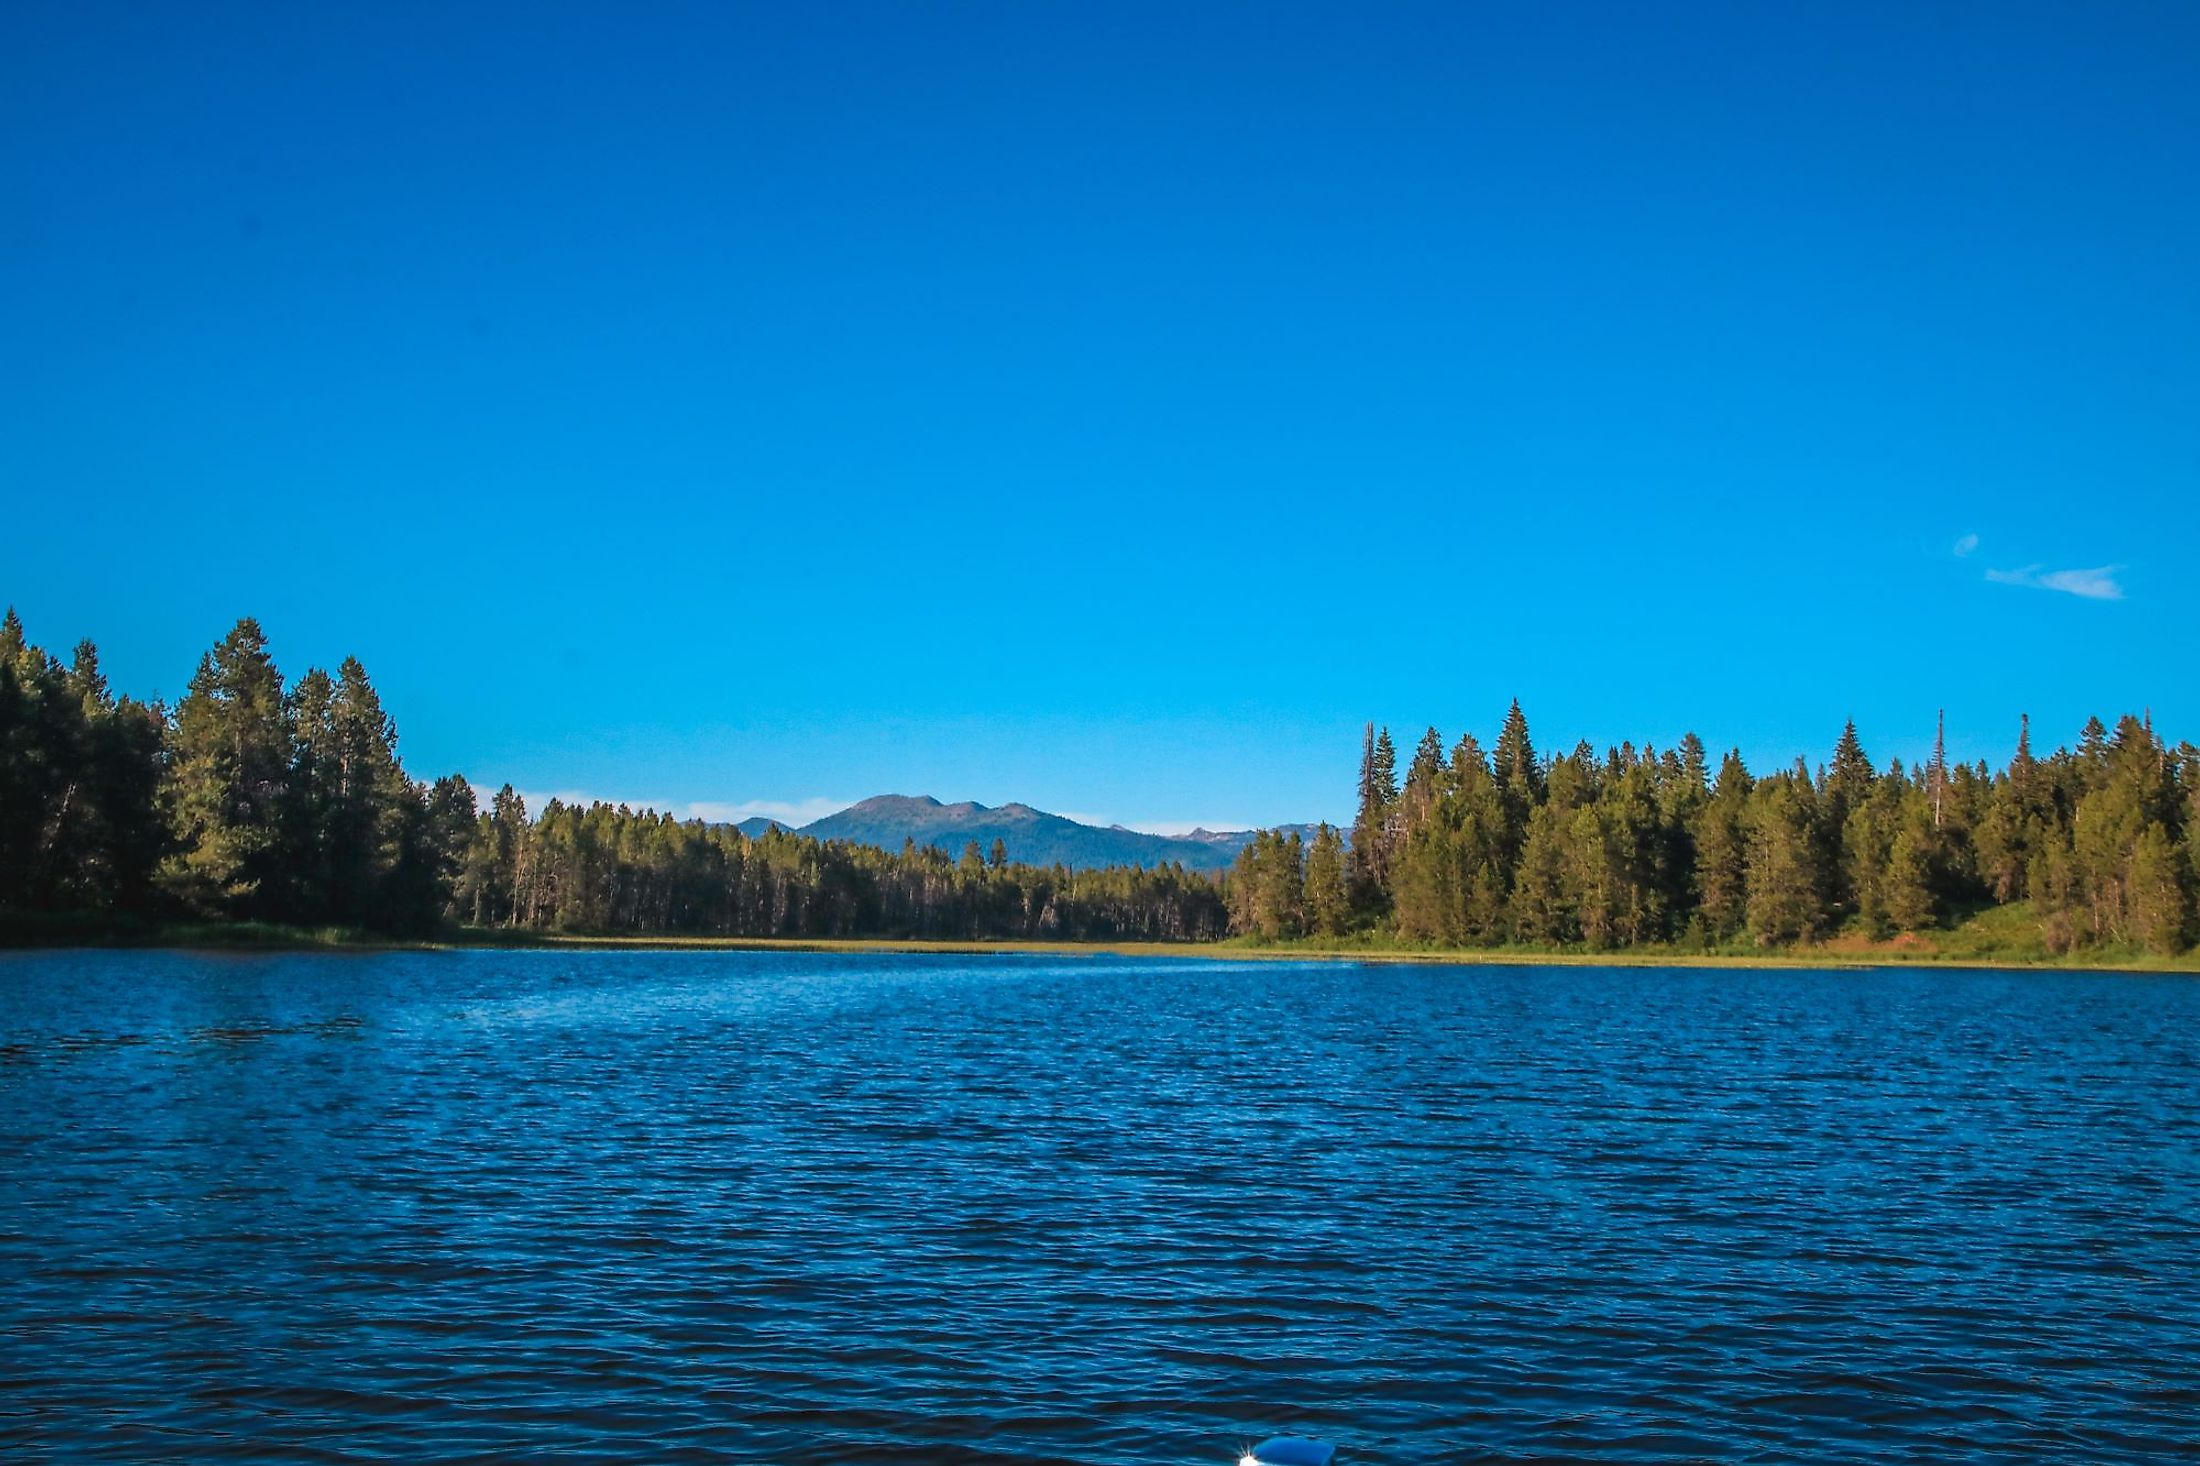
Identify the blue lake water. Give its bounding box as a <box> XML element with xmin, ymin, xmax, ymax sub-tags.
<box><xmin>2</xmin><ymin>949</ymin><xmax>2196</xmax><ymax>1462</ymax></box>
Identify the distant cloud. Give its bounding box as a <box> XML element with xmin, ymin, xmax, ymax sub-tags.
<box><xmin>1056</xmin><ymin>812</ymin><xmax>1260</xmax><ymax>836</ymax></box>
<box><xmin>1984</xmin><ymin>564</ymin><xmax>2125</xmax><ymax>601</ymax></box>
<box><xmin>493</xmin><ymin>786</ymin><xmax>615</xmax><ymax>814</ymax></box>
<box><xmin>1121</xmin><ymin>818</ymin><xmax>1264</xmax><ymax>837</ymax></box>
<box><xmin>685</xmin><ymin>797</ymin><xmax>850</xmax><ymax>828</ymax></box>
<box><xmin>470</xmin><ymin>786</ymin><xmax>852</xmax><ymax>827</ymax></box>
<box><xmin>1952</xmin><ymin>532</ymin><xmax>1979</xmax><ymax>557</ymax></box>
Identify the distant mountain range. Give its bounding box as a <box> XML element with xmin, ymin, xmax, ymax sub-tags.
<box><xmin>733</xmin><ymin>795</ymin><xmax>1328</xmax><ymax>872</ymax></box>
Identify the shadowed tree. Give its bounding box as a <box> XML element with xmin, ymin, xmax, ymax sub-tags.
<box><xmin>160</xmin><ymin>619</ymin><xmax>293</xmax><ymax>918</ymax></box>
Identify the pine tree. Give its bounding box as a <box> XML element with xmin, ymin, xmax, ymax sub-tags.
<box><xmin>1882</xmin><ymin>820</ymin><xmax>1936</xmax><ymax>933</ymax></box>
<box><xmin>326</xmin><ymin>657</ymin><xmax>415</xmax><ymax>924</ymax></box>
<box><xmin>286</xmin><ymin>666</ymin><xmax>340</xmax><ymax>918</ymax></box>
<box><xmin>1745</xmin><ymin>774</ymin><xmax>1825</xmax><ymax>946</ymax></box>
<box><xmin>457</xmin><ymin>783</ymin><xmax>528</xmax><ymax>925</ymax></box>
<box><xmin>1824</xmin><ymin>720</ymin><xmax>1874</xmax><ymax>907</ymax></box>
<box><xmin>160</xmin><ymin>619</ymin><xmax>294</xmax><ymax>917</ymax></box>
<box><xmin>1928</xmin><ymin>709</ymin><xmax>1949</xmax><ymax>829</ymax></box>
<box><xmin>1508</xmin><ymin>807</ymin><xmax>1571</xmax><ymax>944</ymax></box>
<box><xmin>1350</xmin><ymin>723</ymin><xmax>1398</xmax><ymax>899</ymax></box>
<box><xmin>1303</xmin><ymin>823</ymin><xmax>1349</xmax><ymax>937</ymax></box>
<box><xmin>1445</xmin><ymin>734</ymin><xmax>1509</xmax><ymax>942</ymax></box>
<box><xmin>2126</xmin><ymin>823</ymin><xmax>2189</xmax><ymax>955</ymax></box>
<box><xmin>1492</xmin><ymin>698</ymin><xmax>1542</xmax><ymax>805</ymax></box>
<box><xmin>2078</xmin><ymin>715</ymin><xmax>2111</xmax><ymax>790</ymax></box>
<box><xmin>385</xmin><ymin>774</ymin><xmax>477</xmax><ymax>934</ymax></box>
<box><xmin>1677</xmin><ymin>732</ymin><xmax>1709</xmax><ymax>794</ymax></box>
<box><xmin>1975</xmin><ymin>716</ymin><xmax>2043</xmax><ymax>903</ymax></box>
<box><xmin>1691</xmin><ymin>750</ymin><xmax>1752</xmax><ymax>940</ymax></box>
<box><xmin>1400</xmin><ymin>727</ymin><xmax>1447</xmax><ymax>831</ymax></box>
<box><xmin>1231</xmin><ymin>830</ymin><xmax>1306</xmax><ymax>940</ymax></box>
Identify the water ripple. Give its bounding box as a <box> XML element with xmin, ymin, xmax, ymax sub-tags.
<box><xmin>1</xmin><ymin>950</ymin><xmax>2196</xmax><ymax>1461</ymax></box>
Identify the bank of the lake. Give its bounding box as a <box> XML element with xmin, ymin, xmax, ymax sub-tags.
<box><xmin>6</xmin><ymin>910</ymin><xmax>2195</xmax><ymax>973</ymax></box>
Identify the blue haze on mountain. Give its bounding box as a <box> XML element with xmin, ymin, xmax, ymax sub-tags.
<box><xmin>734</xmin><ymin>795</ymin><xmax>1326</xmax><ymax>872</ymax></box>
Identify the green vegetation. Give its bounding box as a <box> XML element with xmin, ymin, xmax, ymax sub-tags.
<box><xmin>1231</xmin><ymin>702</ymin><xmax>2200</xmax><ymax>965</ymax></box>
<box><xmin>0</xmin><ymin>611</ymin><xmax>1228</xmax><ymax>944</ymax></box>
<box><xmin>5</xmin><ymin>607</ymin><xmax>2194</xmax><ymax>967</ymax></box>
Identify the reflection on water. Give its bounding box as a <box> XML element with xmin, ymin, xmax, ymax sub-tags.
<box><xmin>2</xmin><ymin>949</ymin><xmax>2196</xmax><ymax>1462</ymax></box>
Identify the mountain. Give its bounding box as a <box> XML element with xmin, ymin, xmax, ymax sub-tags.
<box><xmin>777</xmin><ymin>795</ymin><xmax>1316</xmax><ymax>872</ymax></box>
<box><xmin>734</xmin><ymin>816</ymin><xmax>788</xmax><ymax>838</ymax></box>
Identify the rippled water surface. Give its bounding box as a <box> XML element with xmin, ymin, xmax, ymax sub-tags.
<box><xmin>3</xmin><ymin>950</ymin><xmax>2197</xmax><ymax>1462</ymax></box>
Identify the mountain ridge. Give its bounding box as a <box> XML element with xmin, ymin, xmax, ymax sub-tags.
<box><xmin>731</xmin><ymin>795</ymin><xmax>1328</xmax><ymax>872</ymax></box>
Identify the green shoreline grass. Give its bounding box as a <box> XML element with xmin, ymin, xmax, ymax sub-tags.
<box><xmin>5</xmin><ymin>910</ymin><xmax>2195</xmax><ymax>973</ymax></box>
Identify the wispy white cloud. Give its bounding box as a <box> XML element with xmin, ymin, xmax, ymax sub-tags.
<box><xmin>1984</xmin><ymin>564</ymin><xmax>2125</xmax><ymax>601</ymax></box>
<box><xmin>1953</xmin><ymin>532</ymin><xmax>1979</xmax><ymax>557</ymax></box>
<box><xmin>684</xmin><ymin>797</ymin><xmax>850</xmax><ymax>828</ymax></box>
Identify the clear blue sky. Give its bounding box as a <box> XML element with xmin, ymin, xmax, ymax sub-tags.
<box><xmin>4</xmin><ymin>2</ymin><xmax>2195</xmax><ymax>831</ymax></box>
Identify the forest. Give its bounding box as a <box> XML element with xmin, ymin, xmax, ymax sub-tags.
<box><xmin>1230</xmin><ymin>706</ymin><xmax>2198</xmax><ymax>957</ymax></box>
<box><xmin>0</xmin><ymin>611</ymin><xmax>1227</xmax><ymax>943</ymax></box>
<box><xmin>3</xmin><ymin>607</ymin><xmax>2193</xmax><ymax>958</ymax></box>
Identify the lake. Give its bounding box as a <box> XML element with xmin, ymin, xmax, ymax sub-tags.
<box><xmin>2</xmin><ymin>950</ymin><xmax>2195</xmax><ymax>1462</ymax></box>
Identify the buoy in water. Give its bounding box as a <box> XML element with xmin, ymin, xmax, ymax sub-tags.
<box><xmin>1241</xmin><ymin>1437</ymin><xmax>1336</xmax><ymax>1466</ymax></box>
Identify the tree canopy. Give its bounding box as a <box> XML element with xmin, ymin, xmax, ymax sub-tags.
<box><xmin>1299</xmin><ymin>705</ymin><xmax>2196</xmax><ymax>957</ymax></box>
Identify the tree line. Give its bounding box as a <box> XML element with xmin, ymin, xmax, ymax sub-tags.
<box><xmin>1230</xmin><ymin>702</ymin><xmax>2197</xmax><ymax>956</ymax></box>
<box><xmin>9</xmin><ymin>609</ymin><xmax>2190</xmax><ymax>956</ymax></box>
<box><xmin>0</xmin><ymin>611</ymin><xmax>1228</xmax><ymax>942</ymax></box>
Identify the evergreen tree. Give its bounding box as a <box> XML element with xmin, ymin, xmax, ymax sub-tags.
<box><xmin>1745</xmin><ymin>773</ymin><xmax>1825</xmax><ymax>946</ymax></box>
<box><xmin>1509</xmin><ymin>807</ymin><xmax>1571</xmax><ymax>944</ymax></box>
<box><xmin>160</xmin><ymin>619</ymin><xmax>294</xmax><ymax>918</ymax></box>
<box><xmin>458</xmin><ymin>784</ymin><xmax>529</xmax><ymax>926</ymax></box>
<box><xmin>1691</xmin><ymin>750</ymin><xmax>1752</xmax><ymax>941</ymax></box>
<box><xmin>1975</xmin><ymin>716</ymin><xmax>2044</xmax><ymax>902</ymax></box>
<box><xmin>1303</xmin><ymin>823</ymin><xmax>1349</xmax><ymax>937</ymax></box>
<box><xmin>1882</xmin><ymin>818</ymin><xmax>1936</xmax><ymax>933</ymax></box>
<box><xmin>385</xmin><ymin>774</ymin><xmax>478</xmax><ymax>934</ymax></box>
<box><xmin>1400</xmin><ymin>727</ymin><xmax>1446</xmax><ymax>830</ymax></box>
<box><xmin>1350</xmin><ymin>723</ymin><xmax>1398</xmax><ymax>900</ymax></box>
<box><xmin>2125</xmin><ymin>823</ymin><xmax>2188</xmax><ymax>955</ymax></box>
<box><xmin>1824</xmin><ymin>720</ymin><xmax>1874</xmax><ymax>914</ymax></box>
<box><xmin>1230</xmin><ymin>829</ymin><xmax>1306</xmax><ymax>940</ymax></box>
<box><xmin>1677</xmin><ymin>732</ymin><xmax>1709</xmax><ymax>795</ymax></box>
<box><xmin>323</xmin><ymin>657</ymin><xmax>416</xmax><ymax>924</ymax></box>
<box><xmin>1492</xmin><ymin>698</ymin><xmax>1542</xmax><ymax>808</ymax></box>
<box><xmin>1445</xmin><ymin>733</ymin><xmax>1510</xmax><ymax>941</ymax></box>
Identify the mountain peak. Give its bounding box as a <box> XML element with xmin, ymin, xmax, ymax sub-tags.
<box><xmin>789</xmin><ymin>795</ymin><xmax>1315</xmax><ymax>872</ymax></box>
<box><xmin>842</xmin><ymin>793</ymin><xmax>947</xmax><ymax>814</ymax></box>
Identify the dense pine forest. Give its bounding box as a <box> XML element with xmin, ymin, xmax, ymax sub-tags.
<box><xmin>5</xmin><ymin>608</ymin><xmax>2193</xmax><ymax>959</ymax></box>
<box><xmin>1230</xmin><ymin>706</ymin><xmax>2198</xmax><ymax>958</ymax></box>
<box><xmin>0</xmin><ymin>612</ymin><xmax>1227</xmax><ymax>943</ymax></box>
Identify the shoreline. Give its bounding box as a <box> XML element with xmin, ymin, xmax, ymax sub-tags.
<box><xmin>3</xmin><ymin>919</ymin><xmax>2194</xmax><ymax>974</ymax></box>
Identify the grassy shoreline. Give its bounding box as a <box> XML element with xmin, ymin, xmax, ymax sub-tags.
<box><xmin>4</xmin><ymin>912</ymin><xmax>2195</xmax><ymax>973</ymax></box>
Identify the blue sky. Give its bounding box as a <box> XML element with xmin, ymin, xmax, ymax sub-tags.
<box><xmin>3</xmin><ymin>2</ymin><xmax>2195</xmax><ymax>831</ymax></box>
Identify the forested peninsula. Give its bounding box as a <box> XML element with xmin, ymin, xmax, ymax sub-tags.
<box><xmin>1231</xmin><ymin>710</ymin><xmax>2197</xmax><ymax>961</ymax></box>
<box><xmin>2</xmin><ymin>609</ymin><xmax>2194</xmax><ymax>963</ymax></box>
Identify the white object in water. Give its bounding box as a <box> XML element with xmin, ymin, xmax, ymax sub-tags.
<box><xmin>1241</xmin><ymin>1437</ymin><xmax>1336</xmax><ymax>1466</ymax></box>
